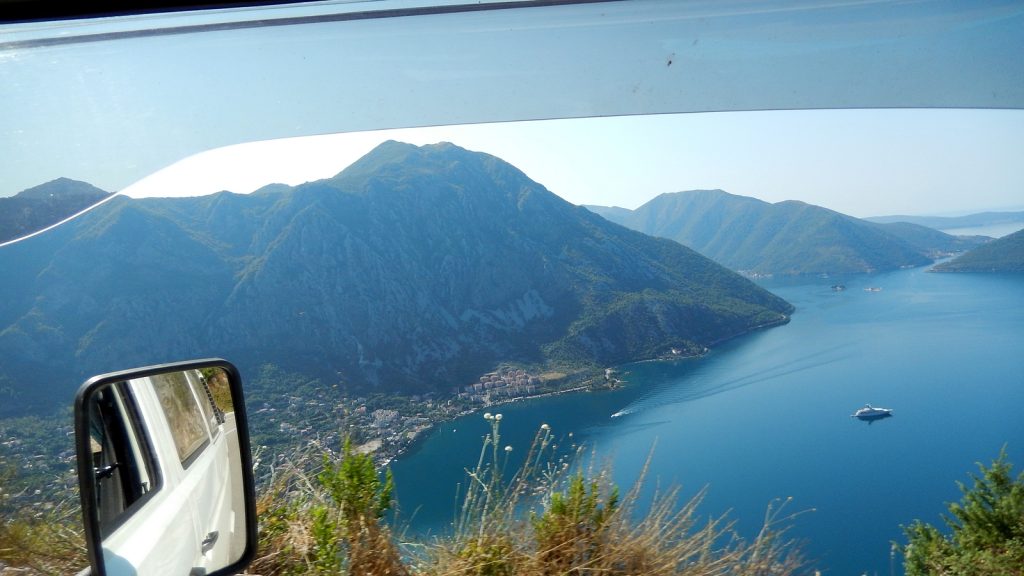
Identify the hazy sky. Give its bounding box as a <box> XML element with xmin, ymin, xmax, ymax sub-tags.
<box><xmin>119</xmin><ymin>109</ymin><xmax>1024</xmax><ymax>218</ymax></box>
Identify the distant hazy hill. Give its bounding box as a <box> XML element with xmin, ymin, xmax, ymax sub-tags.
<box><xmin>932</xmin><ymin>229</ymin><xmax>1024</xmax><ymax>273</ymax></box>
<box><xmin>865</xmin><ymin>211</ymin><xmax>1024</xmax><ymax>230</ymax></box>
<box><xmin>0</xmin><ymin>142</ymin><xmax>792</xmax><ymax>415</ymax></box>
<box><xmin>587</xmin><ymin>190</ymin><xmax>986</xmax><ymax>276</ymax></box>
<box><xmin>0</xmin><ymin>178</ymin><xmax>112</xmax><ymax>244</ymax></box>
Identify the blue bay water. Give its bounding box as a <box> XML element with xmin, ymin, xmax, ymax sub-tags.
<box><xmin>390</xmin><ymin>266</ymin><xmax>1024</xmax><ymax>575</ymax></box>
<box><xmin>941</xmin><ymin>222</ymin><xmax>1023</xmax><ymax>238</ymax></box>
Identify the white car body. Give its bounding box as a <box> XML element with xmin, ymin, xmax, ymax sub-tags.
<box><xmin>90</xmin><ymin>370</ymin><xmax>245</xmax><ymax>576</ymax></box>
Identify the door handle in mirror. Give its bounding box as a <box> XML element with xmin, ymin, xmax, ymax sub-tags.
<box><xmin>202</xmin><ymin>531</ymin><xmax>220</xmax><ymax>554</ymax></box>
<box><xmin>75</xmin><ymin>359</ymin><xmax>257</xmax><ymax>576</ymax></box>
<box><xmin>95</xmin><ymin>462</ymin><xmax>121</xmax><ymax>480</ymax></box>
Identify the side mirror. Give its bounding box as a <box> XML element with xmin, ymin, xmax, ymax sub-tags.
<box><xmin>75</xmin><ymin>359</ymin><xmax>257</xmax><ymax>576</ymax></box>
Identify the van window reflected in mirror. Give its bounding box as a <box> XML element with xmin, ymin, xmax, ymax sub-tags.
<box><xmin>75</xmin><ymin>360</ymin><xmax>256</xmax><ymax>576</ymax></box>
<box><xmin>152</xmin><ymin>370</ymin><xmax>213</xmax><ymax>467</ymax></box>
<box><xmin>88</xmin><ymin>382</ymin><xmax>157</xmax><ymax>535</ymax></box>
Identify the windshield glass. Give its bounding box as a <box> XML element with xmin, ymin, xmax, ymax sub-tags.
<box><xmin>2</xmin><ymin>2</ymin><xmax>1022</xmax><ymax>575</ymax></box>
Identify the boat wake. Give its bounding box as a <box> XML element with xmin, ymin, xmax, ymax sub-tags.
<box><xmin>609</xmin><ymin>344</ymin><xmax>852</xmax><ymax>419</ymax></box>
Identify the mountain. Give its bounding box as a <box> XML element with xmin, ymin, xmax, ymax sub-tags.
<box><xmin>0</xmin><ymin>178</ymin><xmax>113</xmax><ymax>244</ymax></box>
<box><xmin>866</xmin><ymin>220</ymin><xmax>988</xmax><ymax>258</ymax></box>
<box><xmin>587</xmin><ymin>190</ymin><xmax>986</xmax><ymax>276</ymax></box>
<box><xmin>0</xmin><ymin>142</ymin><xmax>793</xmax><ymax>416</ymax></box>
<box><xmin>865</xmin><ymin>211</ymin><xmax>1024</xmax><ymax>230</ymax></box>
<box><xmin>931</xmin><ymin>229</ymin><xmax>1024</xmax><ymax>273</ymax></box>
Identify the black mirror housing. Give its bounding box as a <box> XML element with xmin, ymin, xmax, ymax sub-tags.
<box><xmin>74</xmin><ymin>359</ymin><xmax>257</xmax><ymax>576</ymax></box>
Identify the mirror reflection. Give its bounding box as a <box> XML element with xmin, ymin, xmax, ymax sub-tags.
<box><xmin>80</xmin><ymin>365</ymin><xmax>249</xmax><ymax>576</ymax></box>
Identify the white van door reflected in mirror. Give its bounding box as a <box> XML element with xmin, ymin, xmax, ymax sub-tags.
<box><xmin>75</xmin><ymin>359</ymin><xmax>257</xmax><ymax>576</ymax></box>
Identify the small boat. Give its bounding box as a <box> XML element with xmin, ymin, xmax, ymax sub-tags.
<box><xmin>851</xmin><ymin>404</ymin><xmax>893</xmax><ymax>420</ymax></box>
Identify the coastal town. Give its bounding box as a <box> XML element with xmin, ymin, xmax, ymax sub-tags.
<box><xmin>245</xmin><ymin>365</ymin><xmax>594</xmax><ymax>474</ymax></box>
<box><xmin>0</xmin><ymin>364</ymin><xmax>610</xmax><ymax>511</ymax></box>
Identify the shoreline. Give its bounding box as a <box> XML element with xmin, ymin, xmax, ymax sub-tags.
<box><xmin>385</xmin><ymin>316</ymin><xmax>792</xmax><ymax>466</ymax></box>
<box><xmin>385</xmin><ymin>382</ymin><xmax>596</xmax><ymax>465</ymax></box>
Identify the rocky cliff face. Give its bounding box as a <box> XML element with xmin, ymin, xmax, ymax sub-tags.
<box><xmin>0</xmin><ymin>142</ymin><xmax>792</xmax><ymax>415</ymax></box>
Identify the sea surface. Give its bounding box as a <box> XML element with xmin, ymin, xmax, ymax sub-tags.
<box><xmin>941</xmin><ymin>221</ymin><xmax>1024</xmax><ymax>238</ymax></box>
<box><xmin>390</xmin><ymin>264</ymin><xmax>1024</xmax><ymax>575</ymax></box>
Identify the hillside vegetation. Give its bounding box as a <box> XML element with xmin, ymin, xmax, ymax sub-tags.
<box><xmin>932</xmin><ymin>228</ymin><xmax>1024</xmax><ymax>273</ymax></box>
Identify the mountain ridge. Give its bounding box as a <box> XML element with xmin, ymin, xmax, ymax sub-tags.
<box><xmin>587</xmin><ymin>189</ymin><xmax>987</xmax><ymax>276</ymax></box>
<box><xmin>931</xmin><ymin>228</ymin><xmax>1024</xmax><ymax>273</ymax></box>
<box><xmin>0</xmin><ymin>178</ymin><xmax>113</xmax><ymax>244</ymax></box>
<box><xmin>865</xmin><ymin>211</ymin><xmax>1024</xmax><ymax>230</ymax></box>
<box><xmin>0</xmin><ymin>143</ymin><xmax>793</xmax><ymax>415</ymax></box>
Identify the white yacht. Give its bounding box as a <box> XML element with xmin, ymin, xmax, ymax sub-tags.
<box><xmin>852</xmin><ymin>404</ymin><xmax>893</xmax><ymax>419</ymax></box>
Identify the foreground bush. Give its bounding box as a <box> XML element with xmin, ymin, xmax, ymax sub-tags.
<box><xmin>901</xmin><ymin>449</ymin><xmax>1024</xmax><ymax>576</ymax></box>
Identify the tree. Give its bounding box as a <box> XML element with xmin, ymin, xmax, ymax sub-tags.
<box><xmin>902</xmin><ymin>449</ymin><xmax>1024</xmax><ymax>576</ymax></box>
<box><xmin>317</xmin><ymin>438</ymin><xmax>406</xmax><ymax>575</ymax></box>
<box><xmin>318</xmin><ymin>437</ymin><xmax>394</xmax><ymax>522</ymax></box>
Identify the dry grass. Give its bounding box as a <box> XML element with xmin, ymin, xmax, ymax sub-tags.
<box><xmin>417</xmin><ymin>417</ymin><xmax>808</xmax><ymax>576</ymax></box>
<box><xmin>0</xmin><ymin>497</ymin><xmax>86</xmax><ymax>575</ymax></box>
<box><xmin>424</xmin><ymin>483</ymin><xmax>808</xmax><ymax>576</ymax></box>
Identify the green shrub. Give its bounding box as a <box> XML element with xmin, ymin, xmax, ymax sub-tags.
<box><xmin>318</xmin><ymin>437</ymin><xmax>395</xmax><ymax>522</ymax></box>
<box><xmin>531</xmin><ymin>473</ymin><xmax>619</xmax><ymax>573</ymax></box>
<box><xmin>902</xmin><ymin>449</ymin><xmax>1024</xmax><ymax>576</ymax></box>
<box><xmin>251</xmin><ymin>439</ymin><xmax>406</xmax><ymax>576</ymax></box>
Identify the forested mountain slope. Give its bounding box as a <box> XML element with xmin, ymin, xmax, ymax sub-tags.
<box><xmin>0</xmin><ymin>143</ymin><xmax>792</xmax><ymax>415</ymax></box>
<box><xmin>588</xmin><ymin>189</ymin><xmax>985</xmax><ymax>276</ymax></box>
